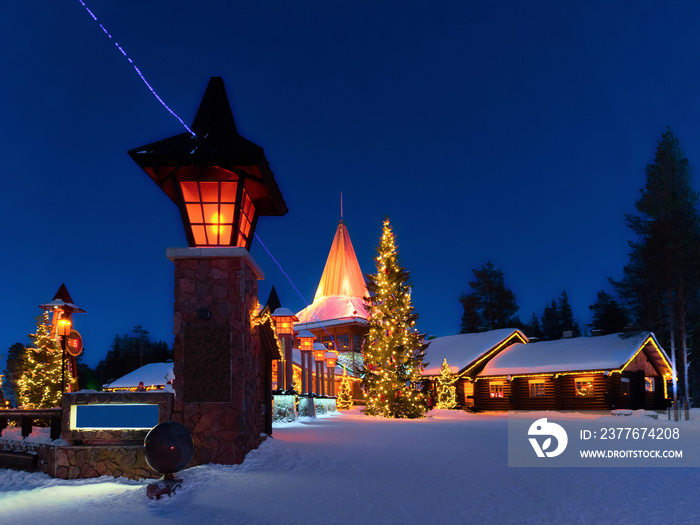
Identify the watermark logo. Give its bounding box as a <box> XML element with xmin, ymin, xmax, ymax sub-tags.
<box><xmin>528</xmin><ymin>418</ymin><xmax>568</xmax><ymax>458</ymax></box>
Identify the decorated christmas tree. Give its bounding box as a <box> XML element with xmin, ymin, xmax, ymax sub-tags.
<box><xmin>17</xmin><ymin>312</ymin><xmax>65</xmax><ymax>408</ymax></box>
<box><xmin>435</xmin><ymin>358</ymin><xmax>457</xmax><ymax>409</ymax></box>
<box><xmin>336</xmin><ymin>369</ymin><xmax>354</xmax><ymax>410</ymax></box>
<box><xmin>363</xmin><ymin>218</ymin><xmax>427</xmax><ymax>418</ymax></box>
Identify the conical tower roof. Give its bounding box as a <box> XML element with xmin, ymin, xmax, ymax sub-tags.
<box><xmin>314</xmin><ymin>221</ymin><xmax>368</xmax><ymax>302</ymax></box>
<box><xmin>296</xmin><ymin>221</ymin><xmax>368</xmax><ymax>324</ymax></box>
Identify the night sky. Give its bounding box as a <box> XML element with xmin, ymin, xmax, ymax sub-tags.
<box><xmin>3</xmin><ymin>1</ymin><xmax>700</xmax><ymax>370</ymax></box>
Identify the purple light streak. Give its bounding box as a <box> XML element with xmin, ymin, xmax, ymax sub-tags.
<box><xmin>76</xmin><ymin>0</ymin><xmax>195</xmax><ymax>136</ymax></box>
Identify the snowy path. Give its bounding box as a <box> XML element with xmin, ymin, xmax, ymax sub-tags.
<box><xmin>2</xmin><ymin>409</ymin><xmax>700</xmax><ymax>524</ymax></box>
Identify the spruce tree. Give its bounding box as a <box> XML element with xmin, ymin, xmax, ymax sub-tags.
<box><xmin>459</xmin><ymin>261</ymin><xmax>519</xmax><ymax>333</ymax></box>
<box><xmin>435</xmin><ymin>359</ymin><xmax>457</xmax><ymax>409</ymax></box>
<box><xmin>557</xmin><ymin>290</ymin><xmax>580</xmax><ymax>337</ymax></box>
<box><xmin>540</xmin><ymin>300</ymin><xmax>560</xmax><ymax>340</ymax></box>
<box><xmin>613</xmin><ymin>128</ymin><xmax>700</xmax><ymax>416</ymax></box>
<box><xmin>17</xmin><ymin>312</ymin><xmax>64</xmax><ymax>408</ymax></box>
<box><xmin>588</xmin><ymin>290</ymin><xmax>630</xmax><ymax>335</ymax></box>
<box><xmin>336</xmin><ymin>369</ymin><xmax>353</xmax><ymax>410</ymax></box>
<box><xmin>363</xmin><ymin>218</ymin><xmax>427</xmax><ymax>418</ymax></box>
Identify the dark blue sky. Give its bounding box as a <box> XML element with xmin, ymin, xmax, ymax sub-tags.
<box><xmin>3</xmin><ymin>1</ymin><xmax>700</xmax><ymax>369</ymax></box>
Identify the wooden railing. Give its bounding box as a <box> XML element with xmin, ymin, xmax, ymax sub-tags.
<box><xmin>0</xmin><ymin>408</ymin><xmax>62</xmax><ymax>441</ymax></box>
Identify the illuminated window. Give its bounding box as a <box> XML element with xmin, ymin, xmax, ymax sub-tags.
<box><xmin>336</xmin><ymin>334</ymin><xmax>349</xmax><ymax>351</ymax></box>
<box><xmin>575</xmin><ymin>377</ymin><xmax>594</xmax><ymax>397</ymax></box>
<box><xmin>529</xmin><ymin>380</ymin><xmax>546</xmax><ymax>398</ymax></box>
<box><xmin>621</xmin><ymin>377</ymin><xmax>630</xmax><ymax>397</ymax></box>
<box><xmin>645</xmin><ymin>377</ymin><xmax>655</xmax><ymax>392</ymax></box>
<box><xmin>489</xmin><ymin>382</ymin><xmax>504</xmax><ymax>398</ymax></box>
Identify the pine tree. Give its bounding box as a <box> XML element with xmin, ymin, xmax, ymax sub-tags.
<box><xmin>2</xmin><ymin>342</ymin><xmax>26</xmax><ymax>405</ymax></box>
<box><xmin>17</xmin><ymin>313</ymin><xmax>64</xmax><ymax>408</ymax></box>
<box><xmin>336</xmin><ymin>369</ymin><xmax>353</xmax><ymax>410</ymax></box>
<box><xmin>540</xmin><ymin>300</ymin><xmax>560</xmax><ymax>340</ymax></box>
<box><xmin>459</xmin><ymin>261</ymin><xmax>519</xmax><ymax>333</ymax></box>
<box><xmin>435</xmin><ymin>359</ymin><xmax>457</xmax><ymax>409</ymax></box>
<box><xmin>588</xmin><ymin>290</ymin><xmax>630</xmax><ymax>335</ymax></box>
<box><xmin>525</xmin><ymin>313</ymin><xmax>543</xmax><ymax>340</ymax></box>
<box><xmin>557</xmin><ymin>290</ymin><xmax>580</xmax><ymax>337</ymax></box>
<box><xmin>613</xmin><ymin>128</ymin><xmax>700</xmax><ymax>416</ymax></box>
<box><xmin>363</xmin><ymin>218</ymin><xmax>427</xmax><ymax>418</ymax></box>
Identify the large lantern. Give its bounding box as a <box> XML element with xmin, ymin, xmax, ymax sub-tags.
<box><xmin>128</xmin><ymin>77</ymin><xmax>287</xmax><ymax>250</ymax></box>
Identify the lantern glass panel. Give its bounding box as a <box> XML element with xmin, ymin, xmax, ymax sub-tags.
<box><xmin>219</xmin><ymin>225</ymin><xmax>233</xmax><ymax>245</ymax></box>
<box><xmin>186</xmin><ymin>203</ymin><xmax>203</xmax><ymax>223</ymax></box>
<box><xmin>191</xmin><ymin>225</ymin><xmax>207</xmax><ymax>245</ymax></box>
<box><xmin>199</xmin><ymin>182</ymin><xmax>219</xmax><ymax>202</ymax></box>
<box><xmin>220</xmin><ymin>204</ymin><xmax>236</xmax><ymax>224</ymax></box>
<box><xmin>220</xmin><ymin>181</ymin><xmax>237</xmax><ymax>202</ymax></box>
<box><xmin>236</xmin><ymin>188</ymin><xmax>255</xmax><ymax>247</ymax></box>
<box><xmin>180</xmin><ymin>181</ymin><xmax>200</xmax><ymax>202</ymax></box>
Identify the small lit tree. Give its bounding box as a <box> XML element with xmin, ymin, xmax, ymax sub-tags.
<box><xmin>363</xmin><ymin>218</ymin><xmax>427</xmax><ymax>418</ymax></box>
<box><xmin>337</xmin><ymin>369</ymin><xmax>353</xmax><ymax>410</ymax></box>
<box><xmin>17</xmin><ymin>312</ymin><xmax>64</xmax><ymax>408</ymax></box>
<box><xmin>435</xmin><ymin>359</ymin><xmax>457</xmax><ymax>409</ymax></box>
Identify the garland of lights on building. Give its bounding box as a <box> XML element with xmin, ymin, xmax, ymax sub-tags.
<box><xmin>363</xmin><ymin>218</ymin><xmax>427</xmax><ymax>418</ymax></box>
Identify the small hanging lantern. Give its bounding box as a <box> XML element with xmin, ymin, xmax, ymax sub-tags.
<box><xmin>297</xmin><ymin>330</ymin><xmax>316</xmax><ymax>351</ymax></box>
<box><xmin>271</xmin><ymin>307</ymin><xmax>298</xmax><ymax>337</ymax></box>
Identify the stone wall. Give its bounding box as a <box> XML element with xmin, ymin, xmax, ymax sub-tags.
<box><xmin>168</xmin><ymin>248</ymin><xmax>266</xmax><ymax>466</ymax></box>
<box><xmin>0</xmin><ymin>439</ymin><xmax>158</xmax><ymax>480</ymax></box>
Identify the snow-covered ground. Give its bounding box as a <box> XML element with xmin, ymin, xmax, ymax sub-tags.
<box><xmin>2</xmin><ymin>409</ymin><xmax>700</xmax><ymax>524</ymax></box>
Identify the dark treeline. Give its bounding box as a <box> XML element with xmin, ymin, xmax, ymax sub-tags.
<box><xmin>2</xmin><ymin>325</ymin><xmax>171</xmax><ymax>404</ymax></box>
<box><xmin>459</xmin><ymin>128</ymin><xmax>700</xmax><ymax>406</ymax></box>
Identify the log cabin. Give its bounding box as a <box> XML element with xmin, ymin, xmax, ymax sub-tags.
<box><xmin>474</xmin><ymin>332</ymin><xmax>672</xmax><ymax>411</ymax></box>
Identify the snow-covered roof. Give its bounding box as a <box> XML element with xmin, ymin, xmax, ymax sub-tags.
<box><xmin>103</xmin><ymin>362</ymin><xmax>174</xmax><ymax>390</ymax></box>
<box><xmin>479</xmin><ymin>332</ymin><xmax>670</xmax><ymax>376</ymax></box>
<box><xmin>272</xmin><ymin>307</ymin><xmax>298</xmax><ymax>319</ymax></box>
<box><xmin>422</xmin><ymin>329</ymin><xmax>526</xmax><ymax>376</ymax></box>
<box><xmin>296</xmin><ymin>295</ymin><xmax>369</xmax><ymax>325</ymax></box>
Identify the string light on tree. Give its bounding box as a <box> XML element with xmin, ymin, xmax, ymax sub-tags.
<box><xmin>336</xmin><ymin>368</ymin><xmax>354</xmax><ymax>410</ymax></box>
<box><xmin>16</xmin><ymin>312</ymin><xmax>64</xmax><ymax>409</ymax></box>
<box><xmin>436</xmin><ymin>359</ymin><xmax>457</xmax><ymax>409</ymax></box>
<box><xmin>362</xmin><ymin>218</ymin><xmax>427</xmax><ymax>418</ymax></box>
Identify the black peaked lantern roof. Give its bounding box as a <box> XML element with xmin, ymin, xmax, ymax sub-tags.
<box><xmin>128</xmin><ymin>77</ymin><xmax>287</xmax><ymax>217</ymax></box>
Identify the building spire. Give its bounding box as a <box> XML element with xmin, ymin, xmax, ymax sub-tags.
<box><xmin>313</xmin><ymin>221</ymin><xmax>367</xmax><ymax>302</ymax></box>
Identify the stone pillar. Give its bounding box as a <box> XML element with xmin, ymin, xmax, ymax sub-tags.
<box><xmin>168</xmin><ymin>247</ymin><xmax>265</xmax><ymax>466</ymax></box>
<box><xmin>300</xmin><ymin>351</ymin><xmax>307</xmax><ymax>394</ymax></box>
<box><xmin>307</xmin><ymin>352</ymin><xmax>314</xmax><ymax>394</ymax></box>
<box><xmin>282</xmin><ymin>336</ymin><xmax>294</xmax><ymax>391</ymax></box>
<box><xmin>328</xmin><ymin>367</ymin><xmax>335</xmax><ymax>396</ymax></box>
<box><xmin>276</xmin><ymin>356</ymin><xmax>284</xmax><ymax>390</ymax></box>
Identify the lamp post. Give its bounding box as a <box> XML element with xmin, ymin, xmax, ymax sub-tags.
<box><xmin>40</xmin><ymin>283</ymin><xmax>84</xmax><ymax>394</ymax></box>
<box><xmin>297</xmin><ymin>330</ymin><xmax>316</xmax><ymax>395</ymax></box>
<box><xmin>271</xmin><ymin>308</ymin><xmax>298</xmax><ymax>392</ymax></box>
<box><xmin>314</xmin><ymin>345</ymin><xmax>326</xmax><ymax>396</ymax></box>
<box><xmin>128</xmin><ymin>77</ymin><xmax>289</xmax><ymax>465</ymax></box>
<box><xmin>325</xmin><ymin>351</ymin><xmax>338</xmax><ymax>396</ymax></box>
<box><xmin>57</xmin><ymin>318</ymin><xmax>71</xmax><ymax>393</ymax></box>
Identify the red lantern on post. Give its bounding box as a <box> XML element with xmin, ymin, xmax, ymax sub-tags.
<box><xmin>297</xmin><ymin>330</ymin><xmax>316</xmax><ymax>395</ymax></box>
<box><xmin>271</xmin><ymin>307</ymin><xmax>298</xmax><ymax>392</ymax></box>
<box><xmin>313</xmin><ymin>343</ymin><xmax>327</xmax><ymax>396</ymax></box>
<box><xmin>129</xmin><ymin>77</ymin><xmax>287</xmax><ymax>250</ymax></box>
<box><xmin>325</xmin><ymin>351</ymin><xmax>338</xmax><ymax>397</ymax></box>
